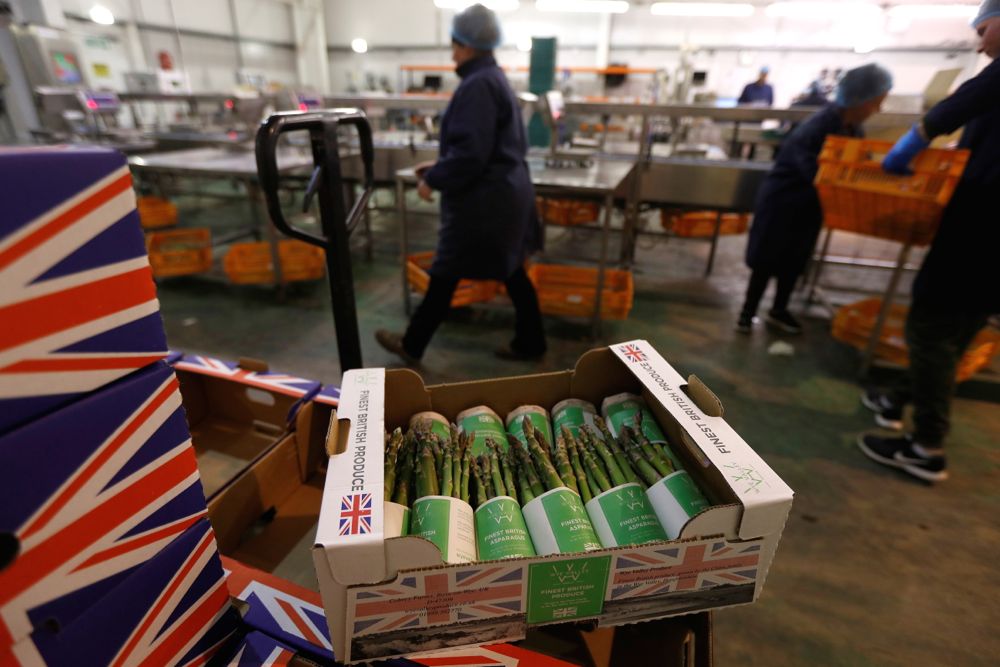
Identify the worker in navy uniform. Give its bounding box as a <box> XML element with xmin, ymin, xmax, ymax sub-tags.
<box><xmin>375</xmin><ymin>3</ymin><xmax>546</xmax><ymax>364</ymax></box>
<box><xmin>736</xmin><ymin>63</ymin><xmax>893</xmax><ymax>335</ymax></box>
<box><xmin>858</xmin><ymin>0</ymin><xmax>1000</xmax><ymax>483</ymax></box>
<box><xmin>738</xmin><ymin>67</ymin><xmax>775</xmax><ymax>106</ymax></box>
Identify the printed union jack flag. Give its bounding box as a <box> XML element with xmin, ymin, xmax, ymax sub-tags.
<box><xmin>313</xmin><ymin>384</ymin><xmax>340</xmax><ymax>407</ymax></box>
<box><xmin>0</xmin><ymin>362</ymin><xmax>208</xmax><ymax>647</ymax></box>
<box><xmin>7</xmin><ymin>519</ymin><xmax>238</xmax><ymax>667</ymax></box>
<box><xmin>619</xmin><ymin>343</ymin><xmax>646</xmax><ymax>363</ymax></box>
<box><xmin>224</xmin><ymin>632</ymin><xmax>298</xmax><ymax>667</ymax></box>
<box><xmin>349</xmin><ymin>564</ymin><xmax>526</xmax><ymax>637</ymax></box>
<box><xmin>222</xmin><ymin>556</ymin><xmax>334</xmax><ymax>661</ymax></box>
<box><xmin>339</xmin><ymin>494</ymin><xmax>373</xmax><ymax>536</ymax></box>
<box><xmin>609</xmin><ymin>539</ymin><xmax>761</xmax><ymax>601</ymax></box>
<box><xmin>0</xmin><ymin>147</ymin><xmax>168</xmax><ymax>433</ymax></box>
<box><xmin>174</xmin><ymin>355</ymin><xmax>322</xmax><ymax>399</ymax></box>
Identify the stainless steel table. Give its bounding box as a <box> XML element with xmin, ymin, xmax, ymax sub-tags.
<box><xmin>129</xmin><ymin>147</ymin><xmax>316</xmax><ymax>289</ymax></box>
<box><xmin>395</xmin><ymin>159</ymin><xmax>636</xmax><ymax>337</ymax></box>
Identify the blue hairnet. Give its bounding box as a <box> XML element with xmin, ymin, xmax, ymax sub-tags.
<box><xmin>451</xmin><ymin>4</ymin><xmax>502</xmax><ymax>51</ymax></box>
<box><xmin>973</xmin><ymin>0</ymin><xmax>1000</xmax><ymax>27</ymax></box>
<box><xmin>835</xmin><ymin>63</ymin><xmax>893</xmax><ymax>108</ymax></box>
<box><xmin>760</xmin><ymin>66</ymin><xmax>770</xmax><ymax>75</ymax></box>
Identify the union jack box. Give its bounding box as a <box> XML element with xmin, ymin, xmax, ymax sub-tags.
<box><xmin>313</xmin><ymin>340</ymin><xmax>793</xmax><ymax>663</ymax></box>
<box><xmin>172</xmin><ymin>354</ymin><xmax>322</xmax><ymax>500</ymax></box>
<box><xmin>0</xmin><ymin>361</ymin><xmax>208</xmax><ymax>648</ymax></box>
<box><xmin>0</xmin><ymin>146</ymin><xmax>168</xmax><ymax>435</ymax></box>
<box><xmin>219</xmin><ymin>631</ymin><xmax>308</xmax><ymax>667</ymax></box>
<box><xmin>2</xmin><ymin>518</ymin><xmax>239</xmax><ymax>666</ymax></box>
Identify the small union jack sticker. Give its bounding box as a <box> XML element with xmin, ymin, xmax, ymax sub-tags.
<box><xmin>619</xmin><ymin>343</ymin><xmax>646</xmax><ymax>363</ymax></box>
<box><xmin>339</xmin><ymin>494</ymin><xmax>373</xmax><ymax>536</ymax></box>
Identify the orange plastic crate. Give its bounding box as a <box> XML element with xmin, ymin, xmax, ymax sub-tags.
<box><xmin>146</xmin><ymin>228</ymin><xmax>212</xmax><ymax>278</ymax></box>
<box><xmin>223</xmin><ymin>240</ymin><xmax>325</xmax><ymax>285</ymax></box>
<box><xmin>405</xmin><ymin>252</ymin><xmax>499</xmax><ymax>308</ymax></box>
<box><xmin>527</xmin><ymin>263</ymin><xmax>633</xmax><ymax>320</ymax></box>
<box><xmin>660</xmin><ymin>210</ymin><xmax>750</xmax><ymax>237</ymax></box>
<box><xmin>831</xmin><ymin>298</ymin><xmax>999</xmax><ymax>382</ymax></box>
<box><xmin>815</xmin><ymin>137</ymin><xmax>969</xmax><ymax>246</ymax></box>
<box><xmin>537</xmin><ymin>197</ymin><xmax>601</xmax><ymax>227</ymax></box>
<box><xmin>137</xmin><ymin>196</ymin><xmax>178</xmax><ymax>230</ymax></box>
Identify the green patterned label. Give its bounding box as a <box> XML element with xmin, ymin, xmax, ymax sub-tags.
<box><xmin>474</xmin><ymin>496</ymin><xmax>536</xmax><ymax>560</ymax></box>
<box><xmin>458</xmin><ymin>410</ymin><xmax>508</xmax><ymax>456</ymax></box>
<box><xmin>551</xmin><ymin>404</ymin><xmax>598</xmax><ymax>440</ymax></box>
<box><xmin>646</xmin><ymin>471</ymin><xmax>711</xmax><ymax>539</ymax></box>
<box><xmin>410</xmin><ymin>496</ymin><xmax>477</xmax><ymax>563</ymax></box>
<box><xmin>507</xmin><ymin>411</ymin><xmax>554</xmax><ymax>449</ymax></box>
<box><xmin>585</xmin><ymin>482</ymin><xmax>667</xmax><ymax>547</ymax></box>
<box><xmin>604</xmin><ymin>397</ymin><xmax>667</xmax><ymax>445</ymax></box>
<box><xmin>522</xmin><ymin>488</ymin><xmax>602</xmax><ymax>555</ymax></box>
<box><xmin>526</xmin><ymin>556</ymin><xmax>611</xmax><ymax>624</ymax></box>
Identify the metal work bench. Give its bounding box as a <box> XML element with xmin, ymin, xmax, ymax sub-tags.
<box><xmin>395</xmin><ymin>158</ymin><xmax>636</xmax><ymax>337</ymax></box>
<box><xmin>129</xmin><ymin>147</ymin><xmax>316</xmax><ymax>290</ymax></box>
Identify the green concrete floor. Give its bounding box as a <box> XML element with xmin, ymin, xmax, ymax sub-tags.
<box><xmin>159</xmin><ymin>193</ymin><xmax>1000</xmax><ymax>666</ymax></box>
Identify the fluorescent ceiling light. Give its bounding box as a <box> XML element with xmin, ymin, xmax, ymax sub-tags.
<box><xmin>535</xmin><ymin>1</ymin><xmax>630</xmax><ymax>13</ymax></box>
<box><xmin>433</xmin><ymin>0</ymin><xmax>520</xmax><ymax>10</ymax></box>
<box><xmin>650</xmin><ymin>3</ymin><xmax>754</xmax><ymax>17</ymax></box>
<box><xmin>88</xmin><ymin>4</ymin><xmax>115</xmax><ymax>25</ymax></box>
<box><xmin>351</xmin><ymin>38</ymin><xmax>368</xmax><ymax>54</ymax></box>
<box><xmin>887</xmin><ymin>4</ymin><xmax>978</xmax><ymax>20</ymax></box>
<box><xmin>517</xmin><ymin>36</ymin><xmax>534</xmax><ymax>51</ymax></box>
<box><xmin>765</xmin><ymin>2</ymin><xmax>882</xmax><ymax>20</ymax></box>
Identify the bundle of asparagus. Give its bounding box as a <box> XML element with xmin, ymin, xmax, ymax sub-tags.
<box><xmin>557</xmin><ymin>422</ymin><xmax>668</xmax><ymax>547</ymax></box>
<box><xmin>382</xmin><ymin>428</ymin><xmax>412</xmax><ymax>537</ymax></box>
<box><xmin>406</xmin><ymin>420</ymin><xmax>477</xmax><ymax>563</ymax></box>
<box><xmin>514</xmin><ymin>419</ymin><xmax>602</xmax><ymax>555</ymax></box>
<box><xmin>602</xmin><ymin>394</ymin><xmax>711</xmax><ymax>539</ymax></box>
<box><xmin>469</xmin><ymin>439</ymin><xmax>536</xmax><ymax>559</ymax></box>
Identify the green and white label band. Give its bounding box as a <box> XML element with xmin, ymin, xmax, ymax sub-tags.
<box><xmin>522</xmin><ymin>487</ymin><xmax>603</xmax><ymax>555</ymax></box>
<box><xmin>411</xmin><ymin>496</ymin><xmax>477</xmax><ymax>564</ymax></box>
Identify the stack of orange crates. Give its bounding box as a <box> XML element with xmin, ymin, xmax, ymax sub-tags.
<box><xmin>814</xmin><ymin>137</ymin><xmax>969</xmax><ymax>245</ymax></box>
<box><xmin>832</xmin><ymin>298</ymin><xmax>999</xmax><ymax>382</ymax></box>
<box><xmin>137</xmin><ymin>196</ymin><xmax>178</xmax><ymax>230</ymax></box>
<box><xmin>527</xmin><ymin>263</ymin><xmax>633</xmax><ymax>320</ymax></box>
<box><xmin>660</xmin><ymin>210</ymin><xmax>750</xmax><ymax>237</ymax></box>
<box><xmin>405</xmin><ymin>251</ymin><xmax>499</xmax><ymax>307</ymax></box>
<box><xmin>223</xmin><ymin>240</ymin><xmax>325</xmax><ymax>284</ymax></box>
<box><xmin>146</xmin><ymin>228</ymin><xmax>213</xmax><ymax>278</ymax></box>
<box><xmin>537</xmin><ymin>197</ymin><xmax>601</xmax><ymax>226</ymax></box>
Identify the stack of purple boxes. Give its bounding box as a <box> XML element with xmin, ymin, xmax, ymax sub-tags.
<box><xmin>0</xmin><ymin>146</ymin><xmax>238</xmax><ymax>666</ymax></box>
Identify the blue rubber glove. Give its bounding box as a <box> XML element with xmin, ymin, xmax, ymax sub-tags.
<box><xmin>882</xmin><ymin>125</ymin><xmax>929</xmax><ymax>175</ymax></box>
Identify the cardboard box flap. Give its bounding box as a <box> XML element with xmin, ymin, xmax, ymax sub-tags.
<box><xmin>315</xmin><ymin>368</ymin><xmax>391</xmax><ymax>585</ymax></box>
<box><xmin>610</xmin><ymin>340</ymin><xmax>793</xmax><ymax>541</ymax></box>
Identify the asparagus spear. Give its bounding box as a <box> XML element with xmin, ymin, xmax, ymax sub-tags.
<box><xmin>596</xmin><ymin>420</ymin><xmax>639</xmax><ymax>485</ymax></box>
<box><xmin>460</xmin><ymin>432</ymin><xmax>471</xmax><ymax>504</ymax></box>
<box><xmin>523</xmin><ymin>424</ymin><xmax>565</xmax><ymax>491</ymax></box>
<box><xmin>520</xmin><ymin>418</ymin><xmax>553</xmax><ymax>465</ymax></box>
<box><xmin>581</xmin><ymin>426</ymin><xmax>627</xmax><ymax>487</ymax></box>
<box><xmin>417</xmin><ymin>440</ymin><xmax>439</xmax><ymax>497</ymax></box>
<box><xmin>552</xmin><ymin>433</ymin><xmax>580</xmax><ymax>494</ymax></box>
<box><xmin>497</xmin><ymin>444</ymin><xmax>519</xmax><ymax>504</ymax></box>
<box><xmin>486</xmin><ymin>439</ymin><xmax>508</xmax><ymax>498</ymax></box>
<box><xmin>392</xmin><ymin>433</ymin><xmax>416</xmax><ymax>506</ymax></box>
<box><xmin>564</xmin><ymin>431</ymin><xmax>593</xmax><ymax>503</ymax></box>
<box><xmin>472</xmin><ymin>456</ymin><xmax>489</xmax><ymax>507</ymax></box>
<box><xmin>629</xmin><ymin>415</ymin><xmax>674</xmax><ymax>478</ymax></box>
<box><xmin>517</xmin><ymin>464</ymin><xmax>536</xmax><ymax>505</ymax></box>
<box><xmin>579</xmin><ymin>435</ymin><xmax>612</xmax><ymax>493</ymax></box>
<box><xmin>384</xmin><ymin>428</ymin><xmax>404</xmax><ymax>502</ymax></box>
<box><xmin>440</xmin><ymin>440</ymin><xmax>454</xmax><ymax>498</ymax></box>
<box><xmin>512</xmin><ymin>438</ymin><xmax>544</xmax><ymax>498</ymax></box>
<box><xmin>620</xmin><ymin>425</ymin><xmax>662</xmax><ymax>487</ymax></box>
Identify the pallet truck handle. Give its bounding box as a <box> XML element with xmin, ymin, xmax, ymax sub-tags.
<box><xmin>254</xmin><ymin>109</ymin><xmax>375</xmax><ymax>248</ymax></box>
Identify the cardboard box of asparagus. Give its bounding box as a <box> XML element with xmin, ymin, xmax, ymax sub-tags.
<box><xmin>313</xmin><ymin>340</ymin><xmax>794</xmax><ymax>663</ymax></box>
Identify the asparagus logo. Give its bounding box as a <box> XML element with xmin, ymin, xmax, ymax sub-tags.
<box><xmin>559</xmin><ymin>493</ymin><xmax>586</xmax><ymax>516</ymax></box>
<box><xmin>622</xmin><ymin>487</ymin><xmax>645</xmax><ymax>512</ymax></box>
<box><xmin>486</xmin><ymin>503</ymin><xmax>515</xmax><ymax>525</ymax></box>
<box><xmin>552</xmin><ymin>561</ymin><xmax>589</xmax><ymax>584</ymax></box>
<box><xmin>411</xmin><ymin>502</ymin><xmax>432</xmax><ymax>530</ymax></box>
<box><xmin>722</xmin><ymin>462</ymin><xmax>768</xmax><ymax>495</ymax></box>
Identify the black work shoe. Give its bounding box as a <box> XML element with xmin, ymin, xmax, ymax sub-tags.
<box><xmin>735</xmin><ymin>313</ymin><xmax>754</xmax><ymax>334</ymax></box>
<box><xmin>375</xmin><ymin>329</ymin><xmax>419</xmax><ymax>365</ymax></box>
<box><xmin>765</xmin><ymin>310</ymin><xmax>803</xmax><ymax>335</ymax></box>
<box><xmin>856</xmin><ymin>433</ymin><xmax>948</xmax><ymax>483</ymax></box>
<box><xmin>494</xmin><ymin>344</ymin><xmax>545</xmax><ymax>361</ymax></box>
<box><xmin>860</xmin><ymin>388</ymin><xmax>904</xmax><ymax>430</ymax></box>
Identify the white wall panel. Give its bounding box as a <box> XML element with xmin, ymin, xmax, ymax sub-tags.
<box><xmin>235</xmin><ymin>0</ymin><xmax>293</xmax><ymax>42</ymax></box>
